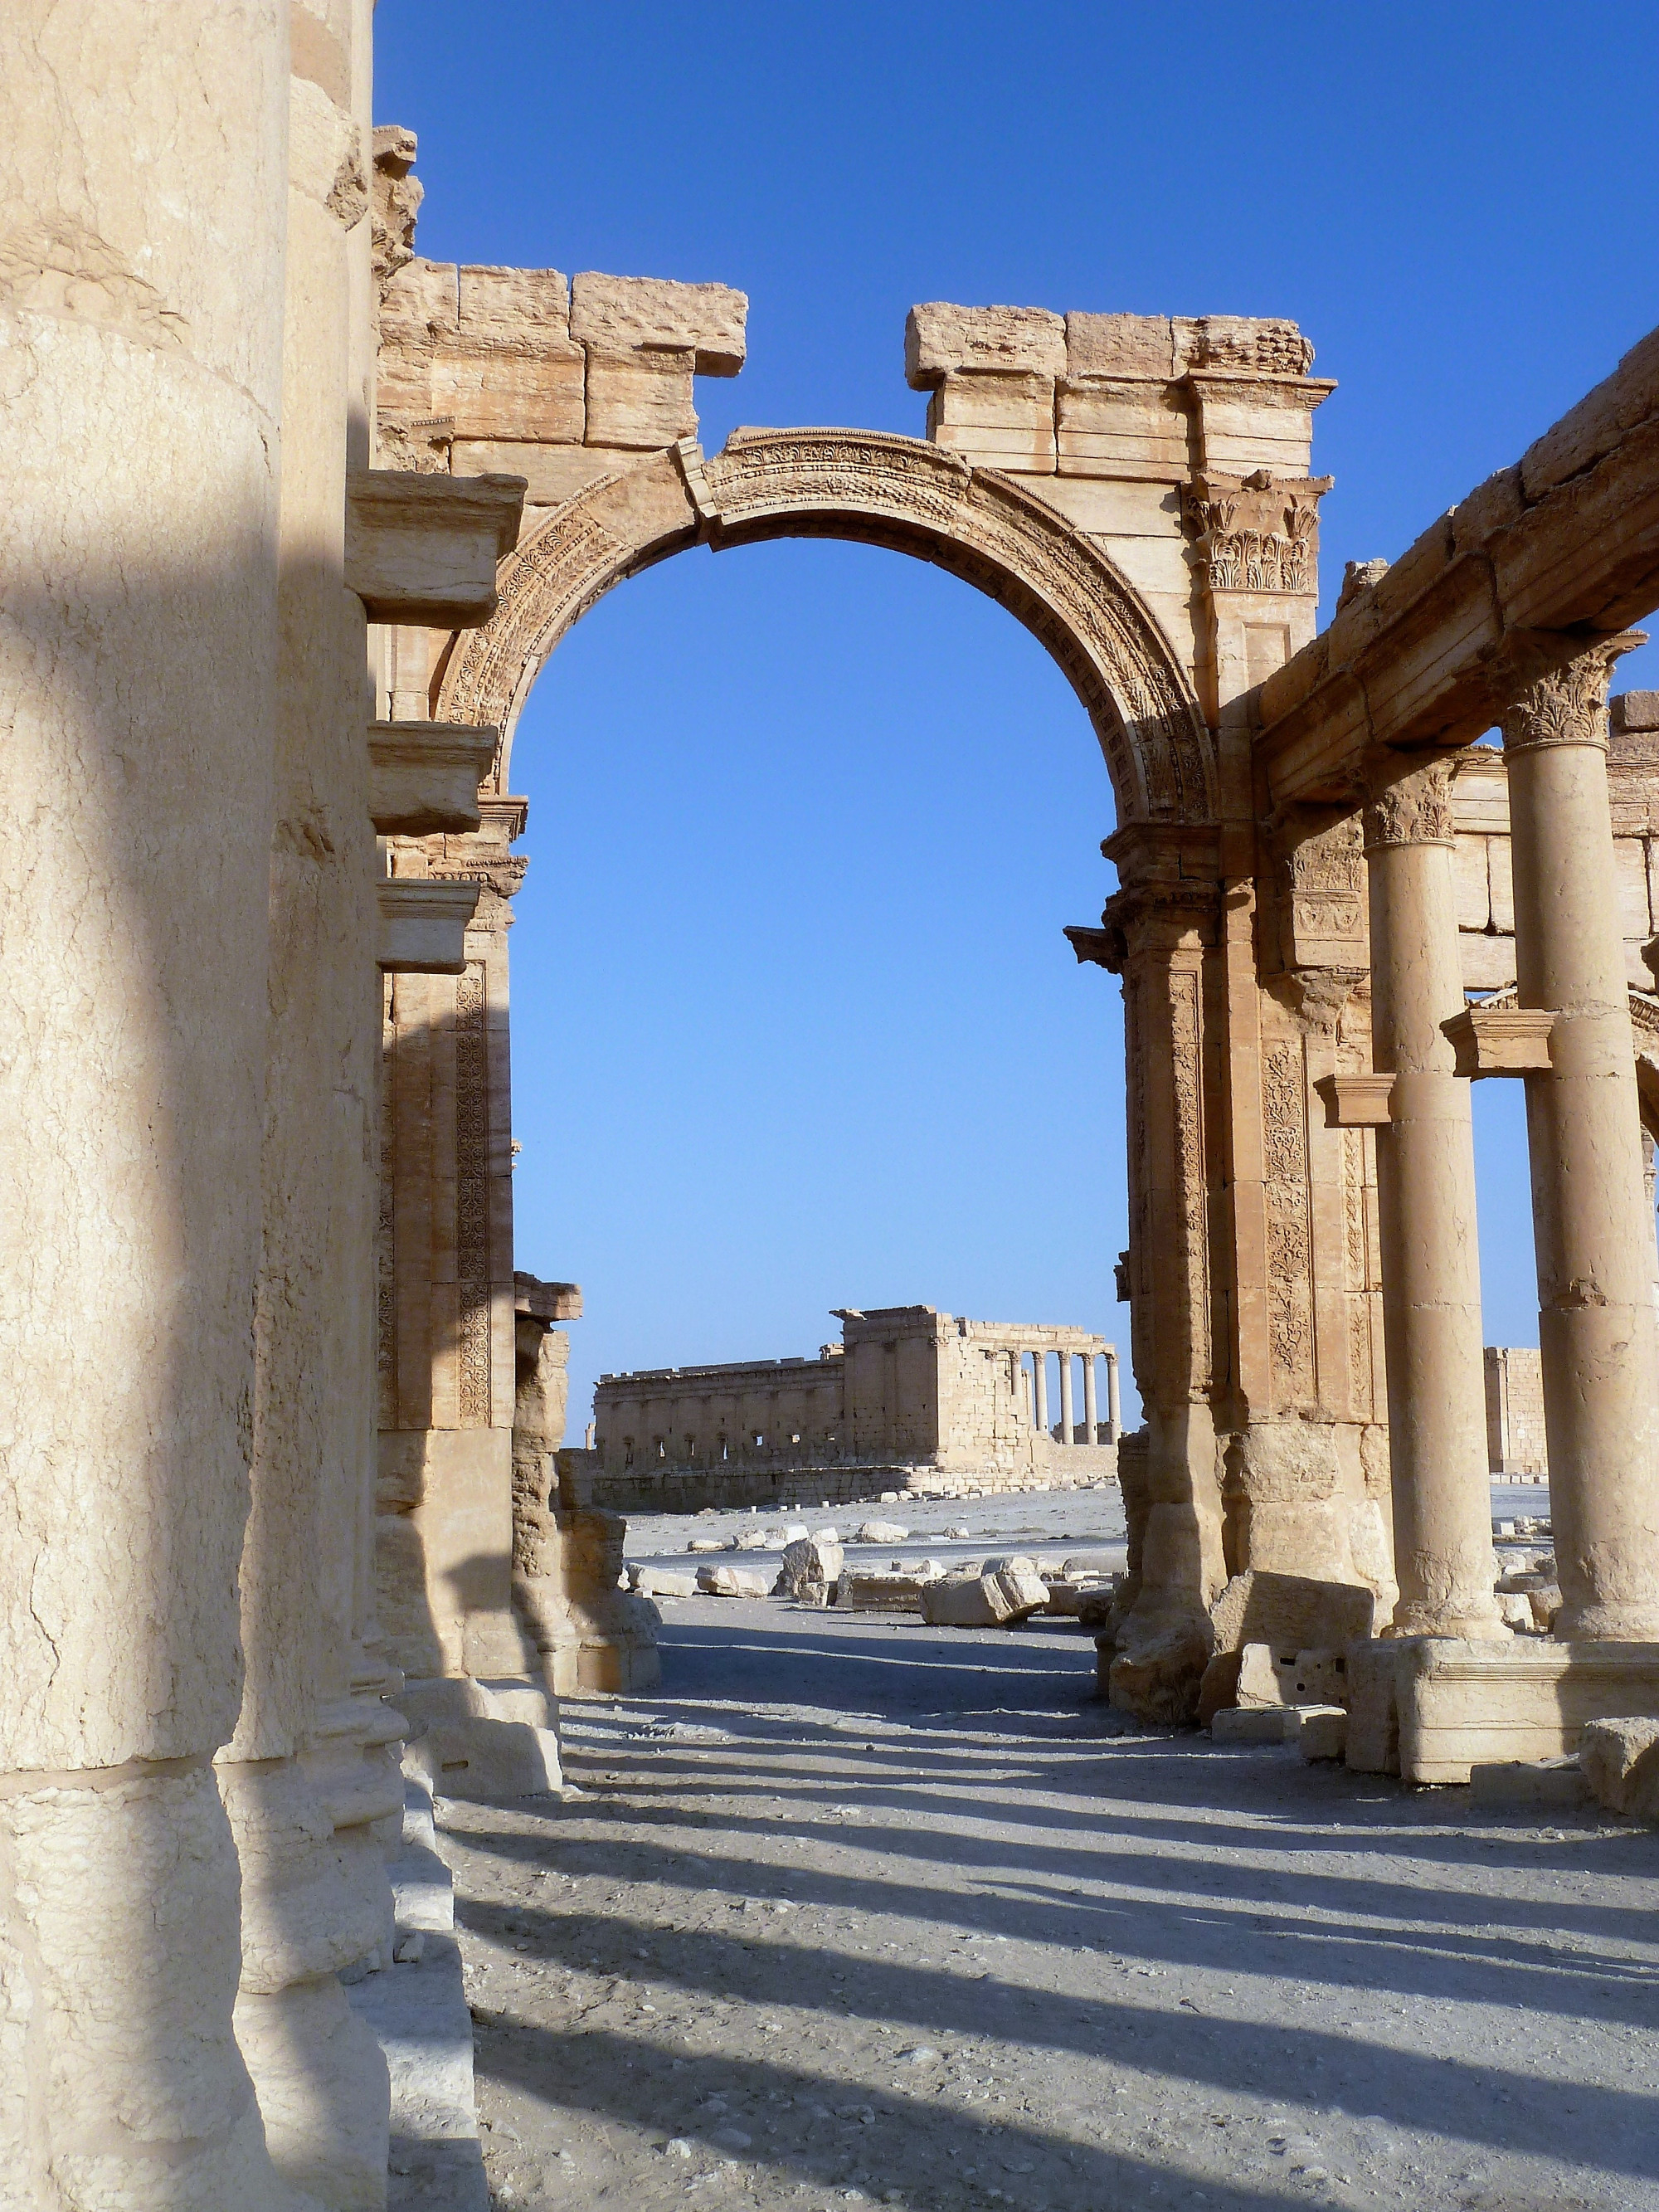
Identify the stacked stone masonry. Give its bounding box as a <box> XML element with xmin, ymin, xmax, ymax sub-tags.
<box><xmin>588</xmin><ymin>1305</ymin><xmax>1121</xmax><ymax>1512</ymax></box>
<box><xmin>12</xmin><ymin>14</ymin><xmax>1659</xmax><ymax>2202</ymax></box>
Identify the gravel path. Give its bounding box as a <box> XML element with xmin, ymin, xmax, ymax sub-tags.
<box><xmin>442</xmin><ymin>1508</ymin><xmax>1659</xmax><ymax>2212</ymax></box>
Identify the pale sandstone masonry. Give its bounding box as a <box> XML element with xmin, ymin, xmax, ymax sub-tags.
<box><xmin>587</xmin><ymin>1306</ymin><xmax>1120</xmax><ymax>1512</ymax></box>
<box><xmin>373</xmin><ymin>183</ymin><xmax>1399</xmax><ymax>1721</ymax></box>
<box><xmin>511</xmin><ymin>1274</ymin><xmax>661</xmax><ymax>1695</ymax></box>
<box><xmin>1485</xmin><ymin>1347</ymin><xmax>1548</xmax><ymax>1476</ymax></box>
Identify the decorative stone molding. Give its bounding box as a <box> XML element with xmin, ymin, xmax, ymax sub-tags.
<box><xmin>375</xmin><ymin>878</ymin><xmax>482</xmax><ymax>973</ymax></box>
<box><xmin>1362</xmin><ymin>758</ymin><xmax>1456</xmax><ymax>849</ymax></box>
<box><xmin>367</xmin><ymin>721</ymin><xmax>498</xmax><ymax>836</ymax></box>
<box><xmin>1279</xmin><ymin>806</ymin><xmax>1366</xmax><ymax>967</ymax></box>
<box><xmin>345</xmin><ymin>469</ymin><xmax>527</xmax><ymax>627</ymax></box>
<box><xmin>1497</xmin><ymin>631</ymin><xmax>1646</xmax><ymax>753</ymax></box>
<box><xmin>436</xmin><ymin>427</ymin><xmax>1214</xmax><ymax>825</ymax></box>
<box><xmin>1442</xmin><ymin>1003</ymin><xmax>1559</xmax><ymax>1076</ymax></box>
<box><xmin>1180</xmin><ymin>470</ymin><xmax>1331</xmax><ymax>596</ymax></box>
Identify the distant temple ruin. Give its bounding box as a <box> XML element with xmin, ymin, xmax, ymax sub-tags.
<box><xmin>586</xmin><ymin>1305</ymin><xmax>1121</xmax><ymax>1509</ymax></box>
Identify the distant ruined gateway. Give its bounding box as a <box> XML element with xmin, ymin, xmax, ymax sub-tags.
<box><xmin>583</xmin><ymin>1304</ymin><xmax>1123</xmax><ymax>1511</ymax></box>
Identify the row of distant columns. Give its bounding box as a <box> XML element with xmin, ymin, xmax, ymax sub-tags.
<box><xmin>1026</xmin><ymin>1347</ymin><xmax>1121</xmax><ymax>1443</ymax></box>
<box><xmin>1335</xmin><ymin>632</ymin><xmax>1659</xmax><ymax>1643</ymax></box>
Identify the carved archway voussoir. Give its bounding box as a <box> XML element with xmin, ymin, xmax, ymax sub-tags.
<box><xmin>436</xmin><ymin>426</ymin><xmax>1214</xmax><ymax>823</ymax></box>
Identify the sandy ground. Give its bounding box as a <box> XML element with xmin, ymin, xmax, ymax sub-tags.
<box><xmin>440</xmin><ymin>1481</ymin><xmax>1659</xmax><ymax>2212</ymax></box>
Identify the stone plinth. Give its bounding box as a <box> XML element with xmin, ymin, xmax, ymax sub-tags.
<box><xmin>1394</xmin><ymin>1639</ymin><xmax>1659</xmax><ymax>1783</ymax></box>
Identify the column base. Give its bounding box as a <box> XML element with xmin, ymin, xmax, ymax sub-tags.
<box><xmin>1368</xmin><ymin>1636</ymin><xmax>1659</xmax><ymax>1783</ymax></box>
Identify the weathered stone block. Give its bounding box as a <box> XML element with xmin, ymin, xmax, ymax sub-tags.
<box><xmin>630</xmin><ymin>1567</ymin><xmax>697</xmax><ymax>1599</ymax></box>
<box><xmin>1398</xmin><ymin>1639</ymin><xmax>1659</xmax><ymax>1784</ymax></box>
<box><xmin>344</xmin><ymin>468</ymin><xmax>526</xmax><ymax>627</ymax></box>
<box><xmin>1469</xmin><ymin>1758</ymin><xmax>1592</xmax><ymax>1811</ymax></box>
<box><xmin>695</xmin><ymin>1564</ymin><xmax>770</xmax><ymax>1598</ymax></box>
<box><xmin>376</xmin><ymin>878</ymin><xmax>482</xmax><ymax>975</ymax></box>
<box><xmin>583</xmin><ymin>345</ymin><xmax>697</xmax><ymax>449</ymax></box>
<box><xmin>431</xmin><ymin>337</ymin><xmax>585</xmax><ymax>444</ymax></box>
<box><xmin>460</xmin><ymin>263</ymin><xmax>571</xmax><ymax>335</ymax></box>
<box><xmin>1209</xmin><ymin>1571</ymin><xmax>1375</xmax><ymax>1655</ymax></box>
<box><xmin>1065</xmin><ymin>313</ymin><xmax>1177</xmax><ymax>381</ymax></box>
<box><xmin>570</xmin><ymin>272</ymin><xmax>747</xmax><ymax>374</ymax></box>
<box><xmin>906</xmin><ymin>302</ymin><xmax>1065</xmax><ymax>388</ymax></box>
<box><xmin>1579</xmin><ymin>1716</ymin><xmax>1659</xmax><ymax>1819</ymax></box>
<box><xmin>1210</xmin><ymin>1705</ymin><xmax>1294</xmax><ymax>1744</ymax></box>
<box><xmin>1294</xmin><ymin>1706</ymin><xmax>1349</xmax><ymax>1761</ymax></box>
<box><xmin>1343</xmin><ymin>1640</ymin><xmax>1401</xmax><ymax>1775</ymax></box>
<box><xmin>1237</xmin><ymin>1643</ymin><xmax>1348</xmax><ymax>1709</ymax></box>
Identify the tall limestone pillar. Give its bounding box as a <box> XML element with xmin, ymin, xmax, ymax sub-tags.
<box><xmin>218</xmin><ymin>6</ymin><xmax>396</xmax><ymax>2204</ymax></box>
<box><xmin>1500</xmin><ymin>635</ymin><xmax>1659</xmax><ymax>1639</ymax></box>
<box><xmin>1355</xmin><ymin>761</ymin><xmax>1503</xmax><ymax>1638</ymax></box>
<box><xmin>0</xmin><ymin>5</ymin><xmax>320</xmax><ymax>2205</ymax></box>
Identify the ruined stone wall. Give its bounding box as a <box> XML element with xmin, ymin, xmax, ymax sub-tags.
<box><xmin>589</xmin><ymin>1305</ymin><xmax>1117</xmax><ymax>1511</ymax></box>
<box><xmin>1485</xmin><ymin>1347</ymin><xmax>1548</xmax><ymax>1475</ymax></box>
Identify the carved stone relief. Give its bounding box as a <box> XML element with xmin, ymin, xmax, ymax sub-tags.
<box><xmin>455</xmin><ymin>961</ymin><xmax>490</xmax><ymax>1428</ymax></box>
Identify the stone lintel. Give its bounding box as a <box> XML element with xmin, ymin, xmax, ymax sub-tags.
<box><xmin>1443</xmin><ymin>1004</ymin><xmax>1558</xmax><ymax>1077</ymax></box>
<box><xmin>375</xmin><ymin>878</ymin><xmax>481</xmax><ymax>974</ymax></box>
<box><xmin>1314</xmin><ymin>1071</ymin><xmax>1394</xmax><ymax>1128</ymax></box>
<box><xmin>345</xmin><ymin>469</ymin><xmax>527</xmax><ymax>627</ymax></box>
<box><xmin>367</xmin><ymin>722</ymin><xmax>498</xmax><ymax>835</ymax></box>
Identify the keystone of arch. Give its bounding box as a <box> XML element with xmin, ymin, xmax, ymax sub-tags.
<box><xmin>435</xmin><ymin>426</ymin><xmax>1215</xmax><ymax>826</ymax></box>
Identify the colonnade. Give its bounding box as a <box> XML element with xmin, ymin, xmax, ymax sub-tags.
<box><xmin>1023</xmin><ymin>1346</ymin><xmax>1121</xmax><ymax>1444</ymax></box>
<box><xmin>1325</xmin><ymin>637</ymin><xmax>1659</xmax><ymax>1670</ymax></box>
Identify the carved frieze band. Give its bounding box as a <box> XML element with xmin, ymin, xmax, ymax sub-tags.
<box><xmin>377</xmin><ymin>982</ymin><xmax>397</xmax><ymax>1430</ymax></box>
<box><xmin>455</xmin><ymin>960</ymin><xmax>491</xmax><ymax>1428</ymax></box>
<box><xmin>437</xmin><ymin>428</ymin><xmax>1214</xmax><ymax>826</ymax></box>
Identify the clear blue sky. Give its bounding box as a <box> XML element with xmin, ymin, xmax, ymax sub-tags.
<box><xmin>377</xmin><ymin>2</ymin><xmax>1659</xmax><ymax>1439</ymax></box>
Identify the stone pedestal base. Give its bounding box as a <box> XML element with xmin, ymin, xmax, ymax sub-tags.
<box><xmin>1360</xmin><ymin>1637</ymin><xmax>1659</xmax><ymax>1783</ymax></box>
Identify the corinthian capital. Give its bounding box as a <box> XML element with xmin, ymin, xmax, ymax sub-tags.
<box><xmin>1496</xmin><ymin>630</ymin><xmax>1646</xmax><ymax>755</ymax></box>
<box><xmin>1361</xmin><ymin>756</ymin><xmax>1455</xmax><ymax>850</ymax></box>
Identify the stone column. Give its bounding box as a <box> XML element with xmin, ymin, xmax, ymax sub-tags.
<box><xmin>1033</xmin><ymin>1351</ymin><xmax>1049</xmax><ymax>1435</ymax></box>
<box><xmin>1083</xmin><ymin>1357</ymin><xmax>1098</xmax><ymax>1443</ymax></box>
<box><xmin>220</xmin><ymin>12</ymin><xmax>398</xmax><ymax>2202</ymax></box>
<box><xmin>1501</xmin><ymin>636</ymin><xmax>1659</xmax><ymax>1639</ymax></box>
<box><xmin>1107</xmin><ymin>1352</ymin><xmax>1122</xmax><ymax>1442</ymax></box>
<box><xmin>1361</xmin><ymin>761</ymin><xmax>1503</xmax><ymax>1638</ymax></box>
<box><xmin>1058</xmin><ymin>1352</ymin><xmax>1076</xmax><ymax>1444</ymax></box>
<box><xmin>0</xmin><ymin>5</ymin><xmax>320</xmax><ymax>2204</ymax></box>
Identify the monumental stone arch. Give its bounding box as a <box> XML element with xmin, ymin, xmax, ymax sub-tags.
<box><xmin>373</xmin><ymin>139</ymin><xmax>1403</xmax><ymax>1732</ymax></box>
<box><xmin>433</xmin><ymin>427</ymin><xmax>1217</xmax><ymax>825</ymax></box>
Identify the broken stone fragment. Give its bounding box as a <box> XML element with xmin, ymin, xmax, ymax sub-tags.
<box><xmin>1579</xmin><ymin>1716</ymin><xmax>1659</xmax><ymax>1819</ymax></box>
<box><xmin>695</xmin><ymin>1565</ymin><xmax>771</xmax><ymax>1598</ymax></box>
<box><xmin>1292</xmin><ymin>1706</ymin><xmax>1349</xmax><ymax>1761</ymax></box>
<box><xmin>1209</xmin><ymin>1705</ymin><xmax>1295</xmax><ymax>1745</ymax></box>
<box><xmin>1469</xmin><ymin>1757</ymin><xmax>1591</xmax><ymax>1810</ymax></box>
<box><xmin>631</xmin><ymin>1567</ymin><xmax>698</xmax><ymax>1599</ymax></box>
<box><xmin>856</xmin><ymin>1521</ymin><xmax>911</xmax><ymax>1545</ymax></box>
<box><xmin>776</xmin><ymin>1535</ymin><xmax>844</xmax><ymax>1596</ymax></box>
